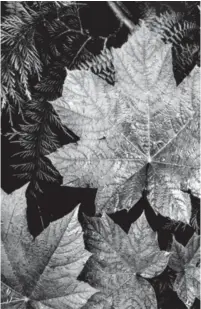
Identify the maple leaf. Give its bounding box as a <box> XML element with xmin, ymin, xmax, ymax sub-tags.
<box><xmin>168</xmin><ymin>234</ymin><xmax>200</xmax><ymax>308</ymax></box>
<box><xmin>81</xmin><ymin>211</ymin><xmax>170</xmax><ymax>309</ymax></box>
<box><xmin>48</xmin><ymin>23</ymin><xmax>200</xmax><ymax>222</ymax></box>
<box><xmin>1</xmin><ymin>186</ymin><xmax>97</xmax><ymax>309</ymax></box>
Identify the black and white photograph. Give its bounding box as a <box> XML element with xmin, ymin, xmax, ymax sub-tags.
<box><xmin>1</xmin><ymin>1</ymin><xmax>200</xmax><ymax>309</ymax></box>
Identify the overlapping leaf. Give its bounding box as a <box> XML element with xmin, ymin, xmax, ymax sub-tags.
<box><xmin>1</xmin><ymin>186</ymin><xmax>96</xmax><ymax>309</ymax></box>
<box><xmin>169</xmin><ymin>234</ymin><xmax>200</xmax><ymax>308</ymax></box>
<box><xmin>81</xmin><ymin>212</ymin><xmax>170</xmax><ymax>309</ymax></box>
<box><xmin>48</xmin><ymin>23</ymin><xmax>200</xmax><ymax>222</ymax></box>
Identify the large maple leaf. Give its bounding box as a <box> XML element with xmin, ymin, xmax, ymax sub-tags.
<box><xmin>169</xmin><ymin>234</ymin><xmax>200</xmax><ymax>308</ymax></box>
<box><xmin>48</xmin><ymin>23</ymin><xmax>200</xmax><ymax>222</ymax></box>
<box><xmin>81</xmin><ymin>212</ymin><xmax>170</xmax><ymax>309</ymax></box>
<box><xmin>1</xmin><ymin>186</ymin><xmax>96</xmax><ymax>309</ymax></box>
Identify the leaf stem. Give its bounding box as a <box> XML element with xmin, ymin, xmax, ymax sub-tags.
<box><xmin>107</xmin><ymin>1</ymin><xmax>135</xmax><ymax>32</ymax></box>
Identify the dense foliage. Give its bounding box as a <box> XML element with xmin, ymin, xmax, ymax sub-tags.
<box><xmin>1</xmin><ymin>2</ymin><xmax>200</xmax><ymax>309</ymax></box>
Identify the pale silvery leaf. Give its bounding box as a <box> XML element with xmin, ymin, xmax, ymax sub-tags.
<box><xmin>169</xmin><ymin>234</ymin><xmax>200</xmax><ymax>308</ymax></box>
<box><xmin>1</xmin><ymin>186</ymin><xmax>97</xmax><ymax>309</ymax></box>
<box><xmin>48</xmin><ymin>23</ymin><xmax>200</xmax><ymax>222</ymax></box>
<box><xmin>82</xmin><ymin>211</ymin><xmax>170</xmax><ymax>309</ymax></box>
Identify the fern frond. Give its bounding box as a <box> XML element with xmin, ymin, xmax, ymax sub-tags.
<box><xmin>173</xmin><ymin>42</ymin><xmax>200</xmax><ymax>84</ymax></box>
<box><xmin>1</xmin><ymin>12</ymin><xmax>42</xmax><ymax>110</ymax></box>
<box><xmin>145</xmin><ymin>10</ymin><xmax>199</xmax><ymax>84</ymax></box>
<box><xmin>4</xmin><ymin>1</ymin><xmax>34</xmax><ymax>22</ymax></box>
<box><xmin>1</xmin><ymin>0</ymin><xmax>83</xmax><ymax>114</ymax></box>
<box><xmin>78</xmin><ymin>47</ymin><xmax>116</xmax><ymax>85</ymax></box>
<box><xmin>190</xmin><ymin>195</ymin><xmax>200</xmax><ymax>234</ymax></box>
<box><xmin>146</xmin><ymin>11</ymin><xmax>198</xmax><ymax>46</ymax></box>
<box><xmin>174</xmin><ymin>43</ymin><xmax>199</xmax><ymax>68</ymax></box>
<box><xmin>34</xmin><ymin>62</ymin><xmax>67</xmax><ymax>101</ymax></box>
<box><xmin>190</xmin><ymin>212</ymin><xmax>200</xmax><ymax>234</ymax></box>
<box><xmin>8</xmin><ymin>97</ymin><xmax>78</xmax><ymax>197</ymax></box>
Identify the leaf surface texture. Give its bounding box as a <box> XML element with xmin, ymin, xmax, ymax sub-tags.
<box><xmin>82</xmin><ymin>212</ymin><xmax>170</xmax><ymax>309</ymax></box>
<box><xmin>169</xmin><ymin>234</ymin><xmax>200</xmax><ymax>308</ymax></box>
<box><xmin>48</xmin><ymin>24</ymin><xmax>200</xmax><ymax>222</ymax></box>
<box><xmin>1</xmin><ymin>186</ymin><xmax>96</xmax><ymax>309</ymax></box>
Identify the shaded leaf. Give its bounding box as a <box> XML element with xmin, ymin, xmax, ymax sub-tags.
<box><xmin>1</xmin><ymin>186</ymin><xmax>96</xmax><ymax>309</ymax></box>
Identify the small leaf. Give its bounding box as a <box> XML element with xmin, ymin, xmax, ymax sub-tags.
<box><xmin>169</xmin><ymin>234</ymin><xmax>200</xmax><ymax>308</ymax></box>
